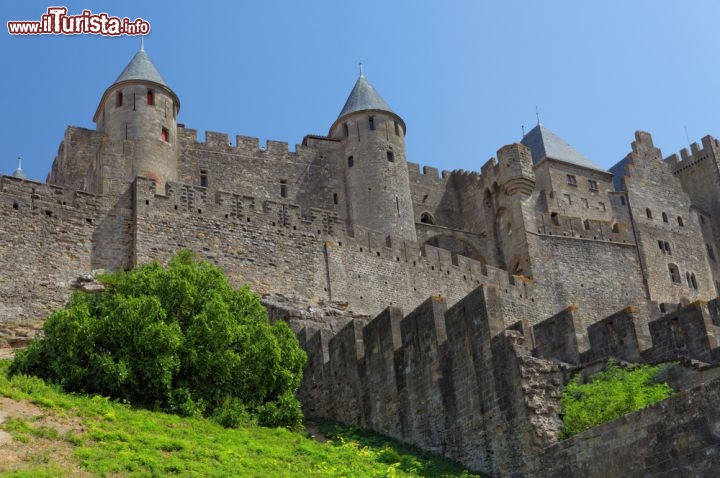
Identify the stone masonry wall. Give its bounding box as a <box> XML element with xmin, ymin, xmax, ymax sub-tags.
<box><xmin>298</xmin><ymin>286</ymin><xmax>563</xmax><ymax>477</ymax></box>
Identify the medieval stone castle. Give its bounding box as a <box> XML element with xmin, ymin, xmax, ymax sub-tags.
<box><xmin>3</xmin><ymin>47</ymin><xmax>720</xmax><ymax>476</ymax></box>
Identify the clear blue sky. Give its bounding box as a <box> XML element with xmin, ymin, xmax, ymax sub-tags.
<box><xmin>2</xmin><ymin>1</ymin><xmax>719</xmax><ymax>181</ymax></box>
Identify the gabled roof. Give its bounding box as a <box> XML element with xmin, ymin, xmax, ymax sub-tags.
<box><xmin>114</xmin><ymin>49</ymin><xmax>167</xmax><ymax>87</ymax></box>
<box><xmin>337</xmin><ymin>74</ymin><xmax>394</xmax><ymax>120</ymax></box>
<box><xmin>521</xmin><ymin>124</ymin><xmax>604</xmax><ymax>172</ymax></box>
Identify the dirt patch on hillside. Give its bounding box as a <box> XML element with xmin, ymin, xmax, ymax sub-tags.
<box><xmin>0</xmin><ymin>396</ymin><xmax>90</xmax><ymax>475</ymax></box>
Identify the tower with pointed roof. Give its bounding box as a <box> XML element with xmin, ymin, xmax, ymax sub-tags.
<box><xmin>329</xmin><ymin>70</ymin><xmax>417</xmax><ymax>242</ymax></box>
<box><xmin>92</xmin><ymin>43</ymin><xmax>180</xmax><ymax>192</ymax></box>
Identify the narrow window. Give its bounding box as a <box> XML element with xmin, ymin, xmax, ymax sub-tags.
<box><xmin>692</xmin><ymin>273</ymin><xmax>698</xmax><ymax>290</ymax></box>
<box><xmin>677</xmin><ymin>216</ymin><xmax>684</xmax><ymax>227</ymax></box>
<box><xmin>581</xmin><ymin>198</ymin><xmax>589</xmax><ymax>208</ymax></box>
<box><xmin>566</xmin><ymin>174</ymin><xmax>577</xmax><ymax>186</ymax></box>
<box><xmin>664</xmin><ymin>242</ymin><xmax>671</xmax><ymax>255</ymax></box>
<box><xmin>161</xmin><ymin>127</ymin><xmax>169</xmax><ymax>142</ymax></box>
<box><xmin>348</xmin><ymin>156</ymin><xmax>354</xmax><ymax>168</ymax></box>
<box><xmin>387</xmin><ymin>151</ymin><xmax>395</xmax><ymax>162</ymax></box>
<box><xmin>646</xmin><ymin>208</ymin><xmax>652</xmax><ymax>219</ymax></box>
<box><xmin>620</xmin><ymin>196</ymin><xmax>626</xmax><ymax>206</ymax></box>
<box><xmin>662</xmin><ymin>212</ymin><xmax>668</xmax><ymax>223</ymax></box>
<box><xmin>395</xmin><ymin>196</ymin><xmax>400</xmax><ymax>215</ymax></box>
<box><xmin>394</xmin><ymin>121</ymin><xmax>400</xmax><ymax>136</ymax></box>
<box><xmin>368</xmin><ymin>116</ymin><xmax>375</xmax><ymax>131</ymax></box>
<box><xmin>588</xmin><ymin>179</ymin><xmax>598</xmax><ymax>191</ymax></box>
<box><xmin>133</xmin><ymin>92</ymin><xmax>136</xmax><ymax>111</ymax></box>
<box><xmin>280</xmin><ymin>180</ymin><xmax>287</xmax><ymax>198</ymax></box>
<box><xmin>708</xmin><ymin>243</ymin><xmax>716</xmax><ymax>261</ymax></box>
<box><xmin>147</xmin><ymin>90</ymin><xmax>154</xmax><ymax>106</ymax></box>
<box><xmin>658</xmin><ymin>240</ymin><xmax>664</xmax><ymax>251</ymax></box>
<box><xmin>333</xmin><ymin>193</ymin><xmax>338</xmax><ymax>205</ymax></box>
<box><xmin>563</xmin><ymin>193</ymin><xmax>572</xmax><ymax>205</ymax></box>
<box><xmin>668</xmin><ymin>263</ymin><xmax>681</xmax><ymax>284</ymax></box>
<box><xmin>200</xmin><ymin>170</ymin><xmax>208</xmax><ymax>188</ymax></box>
<box><xmin>343</xmin><ymin>122</ymin><xmax>349</xmax><ymax>138</ymax></box>
<box><xmin>551</xmin><ymin>212</ymin><xmax>560</xmax><ymax>226</ymax></box>
<box><xmin>116</xmin><ymin>91</ymin><xmax>123</xmax><ymax>107</ymax></box>
<box><xmin>420</xmin><ymin>212</ymin><xmax>435</xmax><ymax>225</ymax></box>
<box><xmin>686</xmin><ymin>271</ymin><xmax>692</xmax><ymax>288</ymax></box>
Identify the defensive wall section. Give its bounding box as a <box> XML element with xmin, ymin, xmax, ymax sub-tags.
<box><xmin>298</xmin><ymin>284</ymin><xmax>720</xmax><ymax>477</ymax></box>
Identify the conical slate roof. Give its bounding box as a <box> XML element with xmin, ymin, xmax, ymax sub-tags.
<box><xmin>521</xmin><ymin>124</ymin><xmax>603</xmax><ymax>171</ymax></box>
<box><xmin>337</xmin><ymin>74</ymin><xmax>394</xmax><ymax>120</ymax></box>
<box><xmin>114</xmin><ymin>48</ymin><xmax>168</xmax><ymax>87</ymax></box>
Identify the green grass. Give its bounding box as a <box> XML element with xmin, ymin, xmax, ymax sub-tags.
<box><xmin>0</xmin><ymin>360</ymin><xmax>481</xmax><ymax>477</ymax></box>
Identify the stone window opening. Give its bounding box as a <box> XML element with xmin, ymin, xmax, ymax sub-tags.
<box><xmin>133</xmin><ymin>92</ymin><xmax>136</xmax><ymax>111</ymax></box>
<box><xmin>677</xmin><ymin>216</ymin><xmax>684</xmax><ymax>227</ymax></box>
<box><xmin>395</xmin><ymin>196</ymin><xmax>400</xmax><ymax>215</ymax></box>
<box><xmin>662</xmin><ymin>212</ymin><xmax>668</xmax><ymax>223</ymax></box>
<box><xmin>333</xmin><ymin>193</ymin><xmax>338</xmax><ymax>205</ymax></box>
<box><xmin>147</xmin><ymin>90</ymin><xmax>154</xmax><ymax>106</ymax></box>
<box><xmin>280</xmin><ymin>180</ymin><xmax>287</xmax><ymax>198</ymax></box>
<box><xmin>668</xmin><ymin>263</ymin><xmax>681</xmax><ymax>284</ymax></box>
<box><xmin>566</xmin><ymin>174</ymin><xmax>577</xmax><ymax>186</ymax></box>
<box><xmin>343</xmin><ymin>122</ymin><xmax>349</xmax><ymax>138</ymax></box>
<box><xmin>200</xmin><ymin>170</ymin><xmax>208</xmax><ymax>188</ymax></box>
<box><xmin>657</xmin><ymin>241</ymin><xmax>671</xmax><ymax>255</ymax></box>
<box><xmin>691</xmin><ymin>273</ymin><xmax>698</xmax><ymax>290</ymax></box>
<box><xmin>620</xmin><ymin>196</ymin><xmax>626</xmax><ymax>206</ymax></box>
<box><xmin>588</xmin><ymin>179</ymin><xmax>598</xmax><ymax>191</ymax></box>
<box><xmin>420</xmin><ymin>212</ymin><xmax>435</xmax><ymax>225</ymax></box>
<box><xmin>551</xmin><ymin>212</ymin><xmax>560</xmax><ymax>226</ymax></box>
<box><xmin>348</xmin><ymin>156</ymin><xmax>354</xmax><ymax>168</ymax></box>
<box><xmin>161</xmin><ymin>127</ymin><xmax>169</xmax><ymax>142</ymax></box>
<box><xmin>116</xmin><ymin>91</ymin><xmax>123</xmax><ymax>107</ymax></box>
<box><xmin>708</xmin><ymin>243</ymin><xmax>716</xmax><ymax>261</ymax></box>
<box><xmin>387</xmin><ymin>151</ymin><xmax>395</xmax><ymax>162</ymax></box>
<box><xmin>646</xmin><ymin>208</ymin><xmax>652</xmax><ymax>219</ymax></box>
<box><xmin>369</xmin><ymin>116</ymin><xmax>375</xmax><ymax>131</ymax></box>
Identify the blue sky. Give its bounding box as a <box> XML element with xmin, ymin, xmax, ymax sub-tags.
<box><xmin>2</xmin><ymin>1</ymin><xmax>719</xmax><ymax>181</ymax></box>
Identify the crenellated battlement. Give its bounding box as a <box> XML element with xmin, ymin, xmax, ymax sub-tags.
<box><xmin>135</xmin><ymin>176</ymin><xmax>345</xmax><ymax>237</ymax></box>
<box><xmin>665</xmin><ymin>135</ymin><xmax>720</xmax><ymax>175</ymax></box>
<box><xmin>531</xmin><ymin>298</ymin><xmax>720</xmax><ymax>367</ymax></box>
<box><xmin>297</xmin><ymin>286</ymin><xmax>563</xmax><ymax>473</ymax></box>
<box><xmin>177</xmin><ymin>126</ymin><xmax>320</xmax><ymax>158</ymax></box>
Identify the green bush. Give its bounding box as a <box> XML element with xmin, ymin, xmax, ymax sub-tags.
<box><xmin>561</xmin><ymin>360</ymin><xmax>673</xmax><ymax>438</ymax></box>
<box><xmin>10</xmin><ymin>250</ymin><xmax>306</xmax><ymax>428</ymax></box>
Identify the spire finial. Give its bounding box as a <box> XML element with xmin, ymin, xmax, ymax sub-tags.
<box><xmin>140</xmin><ymin>35</ymin><xmax>145</xmax><ymax>52</ymax></box>
<box><xmin>358</xmin><ymin>61</ymin><xmax>364</xmax><ymax>77</ymax></box>
<box><xmin>535</xmin><ymin>106</ymin><xmax>541</xmax><ymax>126</ymax></box>
<box><xmin>17</xmin><ymin>154</ymin><xmax>22</xmax><ymax>171</ymax></box>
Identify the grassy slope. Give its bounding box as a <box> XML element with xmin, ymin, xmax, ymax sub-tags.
<box><xmin>0</xmin><ymin>360</ymin><xmax>481</xmax><ymax>477</ymax></box>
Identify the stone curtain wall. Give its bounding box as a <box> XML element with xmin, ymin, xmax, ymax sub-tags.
<box><xmin>538</xmin><ymin>377</ymin><xmax>720</xmax><ymax>477</ymax></box>
<box><xmin>298</xmin><ymin>286</ymin><xmax>564</xmax><ymax>477</ymax></box>
<box><xmin>0</xmin><ymin>176</ymin><xmax>103</xmax><ymax>344</ymax></box>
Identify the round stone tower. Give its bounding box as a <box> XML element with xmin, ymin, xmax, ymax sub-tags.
<box><xmin>92</xmin><ymin>43</ymin><xmax>180</xmax><ymax>191</ymax></box>
<box><xmin>329</xmin><ymin>70</ymin><xmax>417</xmax><ymax>242</ymax></box>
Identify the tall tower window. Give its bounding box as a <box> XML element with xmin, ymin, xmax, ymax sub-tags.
<box><xmin>646</xmin><ymin>208</ymin><xmax>652</xmax><ymax>219</ymax></box>
<box><xmin>280</xmin><ymin>180</ymin><xmax>287</xmax><ymax>198</ymax></box>
<box><xmin>677</xmin><ymin>216</ymin><xmax>684</xmax><ymax>227</ymax></box>
<box><xmin>343</xmin><ymin>123</ymin><xmax>349</xmax><ymax>138</ymax></box>
<box><xmin>348</xmin><ymin>156</ymin><xmax>354</xmax><ymax>168</ymax></box>
<box><xmin>200</xmin><ymin>170</ymin><xmax>208</xmax><ymax>188</ymax></box>
<box><xmin>668</xmin><ymin>263</ymin><xmax>681</xmax><ymax>284</ymax></box>
<box><xmin>333</xmin><ymin>193</ymin><xmax>338</xmax><ymax>205</ymax></box>
<box><xmin>662</xmin><ymin>212</ymin><xmax>668</xmax><ymax>223</ymax></box>
<box><xmin>147</xmin><ymin>90</ymin><xmax>154</xmax><ymax>106</ymax></box>
<box><xmin>368</xmin><ymin>116</ymin><xmax>375</xmax><ymax>131</ymax></box>
<box><xmin>161</xmin><ymin>128</ymin><xmax>169</xmax><ymax>142</ymax></box>
<box><xmin>116</xmin><ymin>91</ymin><xmax>123</xmax><ymax>107</ymax></box>
<box><xmin>387</xmin><ymin>151</ymin><xmax>395</xmax><ymax>162</ymax></box>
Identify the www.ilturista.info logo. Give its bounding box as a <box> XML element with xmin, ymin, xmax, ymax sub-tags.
<box><xmin>7</xmin><ymin>7</ymin><xmax>150</xmax><ymax>36</ymax></box>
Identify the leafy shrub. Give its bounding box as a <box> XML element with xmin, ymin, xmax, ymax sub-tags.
<box><xmin>561</xmin><ymin>360</ymin><xmax>673</xmax><ymax>438</ymax></box>
<box><xmin>10</xmin><ymin>250</ymin><xmax>307</xmax><ymax>428</ymax></box>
